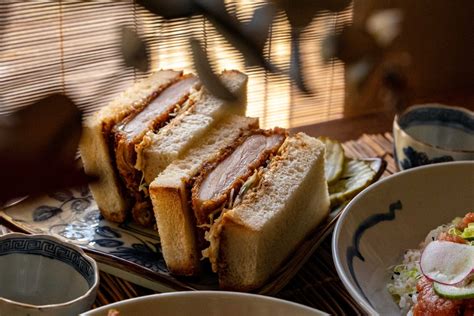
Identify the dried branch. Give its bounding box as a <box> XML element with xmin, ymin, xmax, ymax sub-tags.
<box><xmin>136</xmin><ymin>0</ymin><xmax>198</xmax><ymax>19</ymax></box>
<box><xmin>190</xmin><ymin>38</ymin><xmax>236</xmax><ymax>101</ymax></box>
<box><xmin>195</xmin><ymin>0</ymin><xmax>278</xmax><ymax>72</ymax></box>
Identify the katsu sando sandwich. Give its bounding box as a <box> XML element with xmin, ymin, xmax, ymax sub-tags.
<box><xmin>80</xmin><ymin>70</ymin><xmax>248</xmax><ymax>226</ymax></box>
<box><xmin>147</xmin><ymin>114</ymin><xmax>259</xmax><ymax>275</ymax></box>
<box><xmin>150</xmin><ymin>128</ymin><xmax>330</xmax><ymax>290</ymax></box>
<box><xmin>203</xmin><ymin>133</ymin><xmax>330</xmax><ymax>290</ymax></box>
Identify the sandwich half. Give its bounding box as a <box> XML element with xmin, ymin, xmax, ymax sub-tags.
<box><xmin>150</xmin><ymin>129</ymin><xmax>330</xmax><ymax>289</ymax></box>
<box><xmin>80</xmin><ymin>70</ymin><xmax>182</xmax><ymax>223</ymax></box>
<box><xmin>149</xmin><ymin>114</ymin><xmax>259</xmax><ymax>275</ymax></box>
<box><xmin>205</xmin><ymin>133</ymin><xmax>330</xmax><ymax>290</ymax></box>
<box><xmin>80</xmin><ymin>70</ymin><xmax>247</xmax><ymax>225</ymax></box>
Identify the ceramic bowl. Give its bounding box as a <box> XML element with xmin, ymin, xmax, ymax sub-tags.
<box><xmin>0</xmin><ymin>233</ymin><xmax>99</xmax><ymax>315</ymax></box>
<box><xmin>332</xmin><ymin>161</ymin><xmax>474</xmax><ymax>315</ymax></box>
<box><xmin>82</xmin><ymin>291</ymin><xmax>328</xmax><ymax>316</ymax></box>
<box><xmin>393</xmin><ymin>103</ymin><xmax>474</xmax><ymax>170</ymax></box>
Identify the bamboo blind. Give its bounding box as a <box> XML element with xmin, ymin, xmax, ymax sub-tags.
<box><xmin>0</xmin><ymin>1</ymin><xmax>352</xmax><ymax>128</ymax></box>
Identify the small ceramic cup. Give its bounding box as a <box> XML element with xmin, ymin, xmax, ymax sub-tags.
<box><xmin>0</xmin><ymin>233</ymin><xmax>99</xmax><ymax>316</ymax></box>
<box><xmin>393</xmin><ymin>103</ymin><xmax>474</xmax><ymax>170</ymax></box>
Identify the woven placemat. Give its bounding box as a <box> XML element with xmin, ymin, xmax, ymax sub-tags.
<box><xmin>88</xmin><ymin>132</ymin><xmax>397</xmax><ymax>313</ymax></box>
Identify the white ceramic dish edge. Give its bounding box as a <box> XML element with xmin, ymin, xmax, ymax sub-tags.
<box><xmin>81</xmin><ymin>291</ymin><xmax>329</xmax><ymax>316</ymax></box>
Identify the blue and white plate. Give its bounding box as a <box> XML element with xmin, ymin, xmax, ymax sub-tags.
<box><xmin>1</xmin><ymin>158</ymin><xmax>385</xmax><ymax>293</ymax></box>
<box><xmin>0</xmin><ymin>187</ymin><xmax>195</xmax><ymax>293</ymax></box>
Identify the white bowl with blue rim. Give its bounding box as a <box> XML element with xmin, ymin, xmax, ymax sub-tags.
<box><xmin>82</xmin><ymin>291</ymin><xmax>328</xmax><ymax>316</ymax></box>
<box><xmin>393</xmin><ymin>103</ymin><xmax>474</xmax><ymax>170</ymax></box>
<box><xmin>332</xmin><ymin>161</ymin><xmax>474</xmax><ymax>315</ymax></box>
<box><xmin>0</xmin><ymin>233</ymin><xmax>99</xmax><ymax>315</ymax></box>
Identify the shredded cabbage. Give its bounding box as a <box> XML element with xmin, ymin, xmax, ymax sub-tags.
<box><xmin>387</xmin><ymin>250</ymin><xmax>421</xmax><ymax>307</ymax></box>
<box><xmin>138</xmin><ymin>173</ymin><xmax>149</xmax><ymax>195</ymax></box>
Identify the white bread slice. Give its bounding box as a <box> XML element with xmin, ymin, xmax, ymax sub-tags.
<box><xmin>208</xmin><ymin>133</ymin><xmax>330</xmax><ymax>291</ymax></box>
<box><xmin>80</xmin><ymin>70</ymin><xmax>182</xmax><ymax>222</ymax></box>
<box><xmin>136</xmin><ymin>70</ymin><xmax>248</xmax><ymax>184</ymax></box>
<box><xmin>149</xmin><ymin>115</ymin><xmax>259</xmax><ymax>276</ymax></box>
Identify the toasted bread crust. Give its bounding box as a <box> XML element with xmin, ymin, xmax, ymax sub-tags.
<box><xmin>216</xmin><ymin>217</ymin><xmax>259</xmax><ymax>291</ymax></box>
<box><xmin>149</xmin><ymin>184</ymin><xmax>200</xmax><ymax>276</ymax></box>
<box><xmin>81</xmin><ymin>118</ymin><xmax>130</xmax><ymax>223</ymax></box>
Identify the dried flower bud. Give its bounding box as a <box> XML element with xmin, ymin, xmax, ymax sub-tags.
<box><xmin>366</xmin><ymin>9</ymin><xmax>403</xmax><ymax>47</ymax></box>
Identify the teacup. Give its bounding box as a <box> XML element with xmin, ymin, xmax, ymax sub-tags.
<box><xmin>393</xmin><ymin>103</ymin><xmax>474</xmax><ymax>170</ymax></box>
<box><xmin>0</xmin><ymin>233</ymin><xmax>99</xmax><ymax>315</ymax></box>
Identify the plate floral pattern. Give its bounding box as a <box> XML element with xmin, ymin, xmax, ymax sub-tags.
<box><xmin>2</xmin><ymin>187</ymin><xmax>168</xmax><ymax>272</ymax></box>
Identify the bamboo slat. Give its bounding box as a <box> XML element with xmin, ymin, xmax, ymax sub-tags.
<box><xmin>0</xmin><ymin>1</ymin><xmax>351</xmax><ymax>128</ymax></box>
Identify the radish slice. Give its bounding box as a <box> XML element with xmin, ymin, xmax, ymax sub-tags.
<box><xmin>420</xmin><ymin>240</ymin><xmax>474</xmax><ymax>285</ymax></box>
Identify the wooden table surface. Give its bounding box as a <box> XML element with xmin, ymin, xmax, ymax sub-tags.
<box><xmin>1</xmin><ymin>112</ymin><xmax>396</xmax><ymax>315</ymax></box>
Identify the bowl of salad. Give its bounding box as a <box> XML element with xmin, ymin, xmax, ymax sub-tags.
<box><xmin>332</xmin><ymin>161</ymin><xmax>474</xmax><ymax>315</ymax></box>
